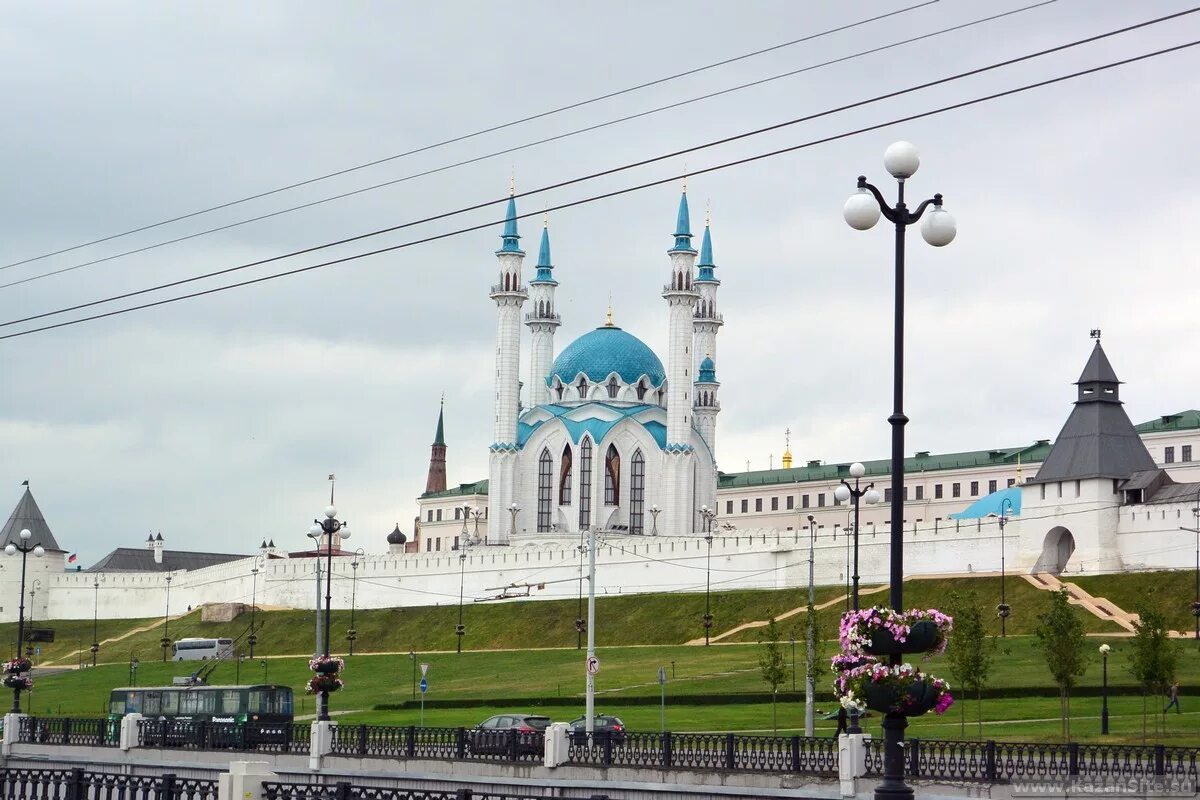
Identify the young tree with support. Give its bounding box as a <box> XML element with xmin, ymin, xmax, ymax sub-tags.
<box><xmin>758</xmin><ymin>617</ymin><xmax>790</xmax><ymax>735</ymax></box>
<box><xmin>945</xmin><ymin>590</ymin><xmax>996</xmax><ymax>737</ymax></box>
<box><xmin>1036</xmin><ymin>588</ymin><xmax>1089</xmax><ymax>740</ymax></box>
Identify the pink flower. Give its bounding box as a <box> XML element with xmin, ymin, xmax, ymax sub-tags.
<box><xmin>935</xmin><ymin>693</ymin><xmax>955</xmax><ymax>715</ymax></box>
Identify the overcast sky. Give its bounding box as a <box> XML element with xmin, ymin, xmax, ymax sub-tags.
<box><xmin>1</xmin><ymin>1</ymin><xmax>1197</xmax><ymax>564</ymax></box>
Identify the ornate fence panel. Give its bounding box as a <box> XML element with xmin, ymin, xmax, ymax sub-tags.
<box><xmin>0</xmin><ymin>768</ymin><xmax>218</xmax><ymax>800</ymax></box>
<box><xmin>17</xmin><ymin>718</ymin><xmax>117</xmax><ymax>747</ymax></box>
<box><xmin>263</xmin><ymin>781</ymin><xmax>542</xmax><ymax>800</ymax></box>
<box><xmin>567</xmin><ymin>731</ymin><xmax>836</xmax><ymax>774</ymax></box>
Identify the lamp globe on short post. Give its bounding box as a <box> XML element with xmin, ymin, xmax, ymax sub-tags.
<box><xmin>650</xmin><ymin>504</ymin><xmax>661</xmax><ymax>536</ymax></box>
<box><xmin>5</xmin><ymin>529</ymin><xmax>45</xmax><ymax>713</ymax></box>
<box><xmin>844</xmin><ymin>141</ymin><xmax>954</xmax><ymax>800</ymax></box>
<box><xmin>990</xmin><ymin>498</ymin><xmax>1015</xmax><ymax>636</ymax></box>
<box><xmin>310</xmin><ymin>501</ymin><xmax>349</xmax><ymax>722</ymax></box>
<box><xmin>1099</xmin><ymin>643</ymin><xmax>1111</xmax><ymax>734</ymax></box>
<box><xmin>508</xmin><ymin>503</ymin><xmax>520</xmax><ymax>539</ymax></box>
<box><xmin>834</xmin><ymin>462</ymin><xmax>878</xmax><ymax>735</ymax></box>
<box><xmin>700</xmin><ymin>506</ymin><xmax>716</xmax><ymax>645</ymax></box>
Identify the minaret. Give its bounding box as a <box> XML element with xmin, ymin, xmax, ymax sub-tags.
<box><xmin>693</xmin><ymin>206</ymin><xmax>723</xmax><ymax>375</ymax></box>
<box><xmin>487</xmin><ymin>185</ymin><xmax>528</xmax><ymax>544</ymax></box>
<box><xmin>525</xmin><ymin>215</ymin><xmax>560</xmax><ymax>407</ymax></box>
<box><xmin>661</xmin><ymin>187</ymin><xmax>701</xmax><ymax>536</ymax></box>
<box><xmin>424</xmin><ymin>399</ymin><xmax>448</xmax><ymax>495</ymax></box>
<box><xmin>693</xmin><ymin>355</ymin><xmax>720</xmax><ymax>455</ymax></box>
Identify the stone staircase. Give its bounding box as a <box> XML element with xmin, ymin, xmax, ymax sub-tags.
<box><xmin>1021</xmin><ymin>572</ymin><xmax>1190</xmax><ymax>638</ymax></box>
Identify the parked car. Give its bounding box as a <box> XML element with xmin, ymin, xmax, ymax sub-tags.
<box><xmin>567</xmin><ymin>715</ymin><xmax>627</xmax><ymax>745</ymax></box>
<box><xmin>470</xmin><ymin>714</ymin><xmax>551</xmax><ymax>755</ymax></box>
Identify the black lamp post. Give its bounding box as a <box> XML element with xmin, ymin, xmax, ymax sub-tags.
<box><xmin>5</xmin><ymin>528</ymin><xmax>45</xmax><ymax>713</ymax></box>
<box><xmin>992</xmin><ymin>498</ymin><xmax>1014</xmax><ymax>637</ymax></box>
<box><xmin>455</xmin><ymin>549</ymin><xmax>467</xmax><ymax>654</ymax></box>
<box><xmin>128</xmin><ymin>651</ymin><xmax>140</xmax><ymax>686</ymax></box>
<box><xmin>835</xmin><ymin>462</ymin><xmax>880</xmax><ymax>610</ymax></box>
<box><xmin>790</xmin><ymin>636</ymin><xmax>796</xmax><ymax>693</ymax></box>
<box><xmin>91</xmin><ymin>578</ymin><xmax>101</xmax><ymax>666</ymax></box>
<box><xmin>409</xmin><ymin>649</ymin><xmax>416</xmax><ymax>700</ymax></box>
<box><xmin>1181</xmin><ymin>495</ymin><xmax>1200</xmax><ymax>642</ymax></box>
<box><xmin>249</xmin><ymin>554</ymin><xmax>265</xmax><ymax>658</ymax></box>
<box><xmin>844</xmin><ymin>140</ymin><xmax>956</xmax><ymax>800</ymax></box>
<box><xmin>1099</xmin><ymin>643</ymin><xmax>1111</xmax><ymax>735</ymax></box>
<box><xmin>29</xmin><ymin>580</ymin><xmax>42</xmax><ymax>662</ymax></box>
<box><xmin>347</xmin><ymin>547</ymin><xmax>363</xmax><ymax>656</ymax></box>
<box><xmin>307</xmin><ymin>501</ymin><xmax>350</xmax><ymax>722</ymax></box>
<box><xmin>261</xmin><ymin>659</ymin><xmax>268</xmax><ymax>683</ymax></box>
<box><xmin>160</xmin><ymin>574</ymin><xmax>173</xmax><ymax>662</ymax></box>
<box><xmin>700</xmin><ymin>506</ymin><xmax>716</xmax><ymax>645</ymax></box>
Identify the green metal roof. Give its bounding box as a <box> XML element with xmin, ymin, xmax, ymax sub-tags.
<box><xmin>717</xmin><ymin>442</ymin><xmax>1055</xmax><ymax>489</ymax></box>
<box><xmin>1133</xmin><ymin>410</ymin><xmax>1200</xmax><ymax>433</ymax></box>
<box><xmin>420</xmin><ymin>479</ymin><xmax>488</xmax><ymax>500</ymax></box>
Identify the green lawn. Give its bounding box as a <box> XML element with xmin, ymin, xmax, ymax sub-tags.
<box><xmin>1070</xmin><ymin>570</ymin><xmax>1198</xmax><ymax>633</ymax></box>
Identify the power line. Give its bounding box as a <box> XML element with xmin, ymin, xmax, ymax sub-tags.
<box><xmin>0</xmin><ymin>1</ymin><xmax>1058</xmax><ymax>292</ymax></box>
<box><xmin>0</xmin><ymin>1</ymin><xmax>939</xmax><ymax>274</ymax></box>
<box><xmin>3</xmin><ymin>40</ymin><xmax>1197</xmax><ymax>343</ymax></box>
<box><xmin>4</xmin><ymin>9</ymin><xmax>1191</xmax><ymax>337</ymax></box>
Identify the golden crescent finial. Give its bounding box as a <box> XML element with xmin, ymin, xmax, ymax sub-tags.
<box><xmin>509</xmin><ymin>169</ymin><xmax>516</xmax><ymax>197</ymax></box>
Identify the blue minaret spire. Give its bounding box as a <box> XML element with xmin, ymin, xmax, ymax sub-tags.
<box><xmin>498</xmin><ymin>179</ymin><xmax>523</xmax><ymax>254</ymax></box>
<box><xmin>532</xmin><ymin>215</ymin><xmax>556</xmax><ymax>284</ymax></box>
<box><xmin>670</xmin><ymin>184</ymin><xmax>695</xmax><ymax>253</ymax></box>
<box><xmin>697</xmin><ymin>213</ymin><xmax>718</xmax><ymax>283</ymax></box>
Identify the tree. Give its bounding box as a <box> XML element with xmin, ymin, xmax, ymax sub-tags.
<box><xmin>945</xmin><ymin>590</ymin><xmax>996</xmax><ymax>737</ymax></box>
<box><xmin>1035</xmin><ymin>588</ymin><xmax>1089</xmax><ymax>740</ymax></box>
<box><xmin>1127</xmin><ymin>593</ymin><xmax>1178</xmax><ymax>740</ymax></box>
<box><xmin>758</xmin><ymin>616</ymin><xmax>790</xmax><ymax>734</ymax></box>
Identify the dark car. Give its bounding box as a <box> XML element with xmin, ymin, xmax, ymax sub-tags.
<box><xmin>471</xmin><ymin>714</ymin><xmax>551</xmax><ymax>755</ymax></box>
<box><xmin>568</xmin><ymin>715</ymin><xmax>627</xmax><ymax>745</ymax></box>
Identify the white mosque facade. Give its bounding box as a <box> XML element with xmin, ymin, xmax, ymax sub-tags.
<box><xmin>2</xmin><ymin>192</ymin><xmax>1199</xmax><ymax>624</ymax></box>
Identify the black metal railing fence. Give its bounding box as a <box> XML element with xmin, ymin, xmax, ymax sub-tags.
<box><xmin>0</xmin><ymin>767</ymin><xmax>218</xmax><ymax>800</ymax></box>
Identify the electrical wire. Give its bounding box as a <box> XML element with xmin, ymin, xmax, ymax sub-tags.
<box><xmin>0</xmin><ymin>1</ymin><xmax>1059</xmax><ymax>292</ymax></box>
<box><xmin>0</xmin><ymin>1</ymin><xmax>940</xmax><ymax>273</ymax></box>
<box><xmin>2</xmin><ymin>33</ymin><xmax>1196</xmax><ymax>342</ymax></box>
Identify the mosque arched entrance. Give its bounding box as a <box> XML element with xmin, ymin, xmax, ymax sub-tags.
<box><xmin>1034</xmin><ymin>527</ymin><xmax>1075</xmax><ymax>574</ymax></box>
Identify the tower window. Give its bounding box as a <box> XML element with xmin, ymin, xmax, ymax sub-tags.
<box><xmin>559</xmin><ymin>444</ymin><xmax>573</xmax><ymax>506</ymax></box>
<box><xmin>607</xmin><ymin>377</ymin><xmax>619</xmax><ymax>399</ymax></box>
<box><xmin>636</xmin><ymin>380</ymin><xmax>647</xmax><ymax>401</ymax></box>
<box><xmin>579</xmin><ymin>437</ymin><xmax>593</xmax><ymax>529</ymax></box>
<box><xmin>556</xmin><ymin>385</ymin><xmax>565</xmax><ymax>401</ymax></box>
<box><xmin>604</xmin><ymin>444</ymin><xmax>620</xmax><ymax>505</ymax></box>
<box><xmin>537</xmin><ymin>449</ymin><xmax>553</xmax><ymax>532</ymax></box>
<box><xmin>629</xmin><ymin>450</ymin><xmax>645</xmax><ymax>535</ymax></box>
<box><xmin>577</xmin><ymin>377</ymin><xmax>589</xmax><ymax>399</ymax></box>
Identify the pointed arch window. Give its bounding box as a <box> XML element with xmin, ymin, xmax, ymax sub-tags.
<box><xmin>537</xmin><ymin>448</ymin><xmax>553</xmax><ymax>532</ymax></box>
<box><xmin>578</xmin><ymin>437</ymin><xmax>593</xmax><ymax>529</ymax></box>
<box><xmin>606</xmin><ymin>376</ymin><xmax>620</xmax><ymax>399</ymax></box>
<box><xmin>629</xmin><ymin>450</ymin><xmax>645</xmax><ymax>535</ymax></box>
<box><xmin>604</xmin><ymin>444</ymin><xmax>620</xmax><ymax>506</ymax></box>
<box><xmin>556</xmin><ymin>383</ymin><xmax>565</xmax><ymax>401</ymax></box>
<box><xmin>577</xmin><ymin>377</ymin><xmax>589</xmax><ymax>399</ymax></box>
<box><xmin>636</xmin><ymin>379</ymin><xmax>647</xmax><ymax>401</ymax></box>
<box><xmin>559</xmin><ymin>444</ymin><xmax>573</xmax><ymax>505</ymax></box>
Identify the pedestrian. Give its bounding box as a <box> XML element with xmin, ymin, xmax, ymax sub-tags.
<box><xmin>1164</xmin><ymin>681</ymin><xmax>1181</xmax><ymax>714</ymax></box>
<box><xmin>833</xmin><ymin>705</ymin><xmax>849</xmax><ymax>737</ymax></box>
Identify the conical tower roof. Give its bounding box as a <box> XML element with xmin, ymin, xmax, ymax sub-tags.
<box><xmin>1</xmin><ymin>484</ymin><xmax>63</xmax><ymax>552</ymax></box>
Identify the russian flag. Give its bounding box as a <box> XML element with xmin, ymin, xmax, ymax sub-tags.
<box><xmin>67</xmin><ymin>553</ymin><xmax>77</xmax><ymax>564</ymax></box>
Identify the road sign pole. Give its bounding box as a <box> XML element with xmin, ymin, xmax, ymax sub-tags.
<box><xmin>658</xmin><ymin>666</ymin><xmax>667</xmax><ymax>732</ymax></box>
<box><xmin>420</xmin><ymin>692</ymin><xmax>424</xmax><ymax>727</ymax></box>
<box><xmin>419</xmin><ymin>664</ymin><xmax>430</xmax><ymax>727</ymax></box>
<box><xmin>585</xmin><ymin>525</ymin><xmax>597</xmax><ymax>736</ymax></box>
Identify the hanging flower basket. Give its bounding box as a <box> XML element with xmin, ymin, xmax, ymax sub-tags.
<box><xmin>838</xmin><ymin>662</ymin><xmax>953</xmax><ymax>718</ymax></box>
<box><xmin>840</xmin><ymin>608</ymin><xmax>953</xmax><ymax>657</ymax></box>
<box><xmin>309</xmin><ymin>655</ymin><xmax>345</xmax><ymax>675</ymax></box>
<box><xmin>2</xmin><ymin>675</ymin><xmax>33</xmax><ymax>691</ymax></box>
<box><xmin>4</xmin><ymin>658</ymin><xmax>32</xmax><ymax>675</ymax></box>
<box><xmin>306</xmin><ymin>674</ymin><xmax>343</xmax><ymax>695</ymax></box>
<box><xmin>831</xmin><ymin>653</ymin><xmax>876</xmax><ymax>673</ymax></box>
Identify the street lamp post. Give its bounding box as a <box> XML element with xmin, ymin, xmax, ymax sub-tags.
<box><xmin>456</xmin><ymin>549</ymin><xmax>468</xmax><ymax>654</ymax></box>
<box><xmin>1181</xmin><ymin>495</ymin><xmax>1200</xmax><ymax>642</ymax></box>
<box><xmin>844</xmin><ymin>140</ymin><xmax>955</xmax><ymax>800</ymax></box>
<box><xmin>91</xmin><ymin>578</ymin><xmax>101</xmax><ymax>666</ymax></box>
<box><xmin>650</xmin><ymin>505</ymin><xmax>661</xmax><ymax>536</ymax></box>
<box><xmin>1099</xmin><ymin>643</ymin><xmax>1111</xmax><ymax>735</ymax></box>
<box><xmin>790</xmin><ymin>636</ymin><xmax>796</xmax><ymax>693</ymax></box>
<box><xmin>992</xmin><ymin>498</ymin><xmax>1014</xmax><ymax>637</ymax></box>
<box><xmin>834</xmin><ymin>463</ymin><xmax>881</xmax><ymax>610</ymax></box>
<box><xmin>29</xmin><ymin>580</ymin><xmax>42</xmax><ymax>661</ymax></box>
<box><xmin>128</xmin><ymin>651</ymin><xmax>140</xmax><ymax>686</ymax></box>
<box><xmin>508</xmin><ymin>503</ymin><xmax>520</xmax><ymax>539</ymax></box>
<box><xmin>805</xmin><ymin>514</ymin><xmax>817</xmax><ymax>737</ymax></box>
<box><xmin>700</xmin><ymin>506</ymin><xmax>716</xmax><ymax>645</ymax></box>
<box><xmin>347</xmin><ymin>548</ymin><xmax>364</xmax><ymax>656</ymax></box>
<box><xmin>5</xmin><ymin>528</ymin><xmax>45</xmax><ymax>712</ymax></box>
<box><xmin>160</xmin><ymin>575</ymin><xmax>173</xmax><ymax>662</ymax></box>
<box><xmin>307</xmin><ymin>503</ymin><xmax>350</xmax><ymax>722</ymax></box>
<box><xmin>249</xmin><ymin>555</ymin><xmax>265</xmax><ymax>658</ymax></box>
<box><xmin>409</xmin><ymin>649</ymin><xmax>416</xmax><ymax>700</ymax></box>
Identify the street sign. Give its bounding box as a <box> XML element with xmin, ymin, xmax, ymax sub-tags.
<box><xmin>419</xmin><ymin>678</ymin><xmax>428</xmax><ymax>694</ymax></box>
<box><xmin>420</xmin><ymin>662</ymin><xmax>430</xmax><ymax>677</ymax></box>
<box><xmin>586</xmin><ymin>655</ymin><xmax>600</xmax><ymax>676</ymax></box>
<box><xmin>658</xmin><ymin>666</ymin><xmax>667</xmax><ymax>685</ymax></box>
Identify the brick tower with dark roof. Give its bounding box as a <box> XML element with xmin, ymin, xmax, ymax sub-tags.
<box><xmin>424</xmin><ymin>400</ymin><xmax>448</xmax><ymax>495</ymax></box>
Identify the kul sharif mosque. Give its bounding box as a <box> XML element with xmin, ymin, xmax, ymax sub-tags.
<box><xmin>483</xmin><ymin>186</ymin><xmax>721</xmax><ymax>542</ymax></box>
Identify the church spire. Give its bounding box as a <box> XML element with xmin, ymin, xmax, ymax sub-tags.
<box><xmin>424</xmin><ymin>398</ymin><xmax>448</xmax><ymax>495</ymax></box>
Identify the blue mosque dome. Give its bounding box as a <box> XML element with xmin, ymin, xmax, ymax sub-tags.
<box><xmin>547</xmin><ymin>325</ymin><xmax>666</xmax><ymax>388</ymax></box>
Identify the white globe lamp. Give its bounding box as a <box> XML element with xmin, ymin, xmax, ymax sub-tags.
<box><xmin>33</xmin><ymin>546</ymin><xmax>44</xmax><ymax>558</ymax></box>
<box><xmin>324</xmin><ymin>505</ymin><xmax>337</xmax><ymax>519</ymax></box>
<box><xmin>849</xmin><ymin>462</ymin><xmax>866</xmax><ymax>479</ymax></box>
<box><xmin>843</xmin><ymin>189</ymin><xmax>880</xmax><ymax>230</ymax></box>
<box><xmin>921</xmin><ymin>205</ymin><xmax>957</xmax><ymax>247</ymax></box>
<box><xmin>883</xmin><ymin>141</ymin><xmax>920</xmax><ymax>179</ymax></box>
<box><xmin>19</xmin><ymin>528</ymin><xmax>31</xmax><ymax>541</ymax></box>
<box><xmin>864</xmin><ymin>488</ymin><xmax>882</xmax><ymax>505</ymax></box>
<box><xmin>834</xmin><ymin>485</ymin><xmax>851</xmax><ymax>503</ymax></box>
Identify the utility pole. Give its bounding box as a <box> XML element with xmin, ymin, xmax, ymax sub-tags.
<box><xmin>585</xmin><ymin>525</ymin><xmax>597</xmax><ymax>735</ymax></box>
<box><xmin>805</xmin><ymin>514</ymin><xmax>816</xmax><ymax>737</ymax></box>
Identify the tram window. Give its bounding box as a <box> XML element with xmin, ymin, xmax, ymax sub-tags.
<box><xmin>124</xmin><ymin>691</ymin><xmax>142</xmax><ymax>713</ymax></box>
<box><xmin>161</xmin><ymin>692</ymin><xmax>178</xmax><ymax>715</ymax></box>
<box><xmin>249</xmin><ymin>690</ymin><xmax>292</xmax><ymax>715</ymax></box>
<box><xmin>221</xmin><ymin>690</ymin><xmax>241</xmax><ymax>714</ymax></box>
<box><xmin>180</xmin><ymin>692</ymin><xmax>215</xmax><ymax>714</ymax></box>
<box><xmin>110</xmin><ymin>696</ymin><xmax>126</xmax><ymax>715</ymax></box>
<box><xmin>142</xmin><ymin>692</ymin><xmax>161</xmax><ymax>716</ymax></box>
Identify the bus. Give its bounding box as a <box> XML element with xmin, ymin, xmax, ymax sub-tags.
<box><xmin>107</xmin><ymin>684</ymin><xmax>294</xmax><ymax>747</ymax></box>
<box><xmin>171</xmin><ymin>638</ymin><xmax>235</xmax><ymax>661</ymax></box>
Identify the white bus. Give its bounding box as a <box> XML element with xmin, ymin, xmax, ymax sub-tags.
<box><xmin>172</xmin><ymin>638</ymin><xmax>235</xmax><ymax>661</ymax></box>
